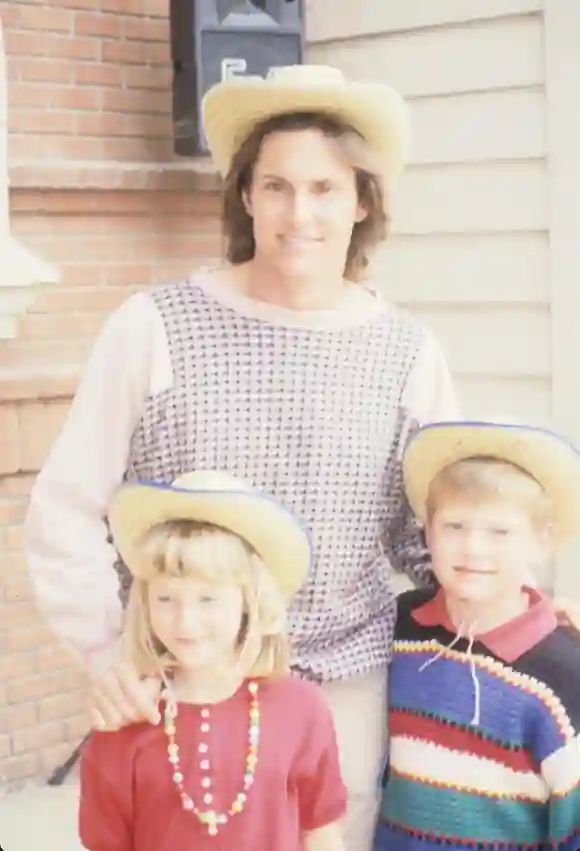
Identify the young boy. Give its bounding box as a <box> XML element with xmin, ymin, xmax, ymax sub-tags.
<box><xmin>374</xmin><ymin>420</ymin><xmax>580</xmax><ymax>851</ymax></box>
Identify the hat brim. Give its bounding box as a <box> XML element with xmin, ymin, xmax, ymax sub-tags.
<box><xmin>201</xmin><ymin>78</ymin><xmax>409</xmax><ymax>180</ymax></box>
<box><xmin>108</xmin><ymin>482</ymin><xmax>311</xmax><ymax>600</ymax></box>
<box><xmin>404</xmin><ymin>421</ymin><xmax>580</xmax><ymax>544</ymax></box>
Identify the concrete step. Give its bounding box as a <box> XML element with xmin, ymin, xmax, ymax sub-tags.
<box><xmin>0</xmin><ymin>784</ymin><xmax>82</xmax><ymax>851</ymax></box>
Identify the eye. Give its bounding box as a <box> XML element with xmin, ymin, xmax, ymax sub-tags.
<box><xmin>264</xmin><ymin>180</ymin><xmax>283</xmax><ymax>192</ymax></box>
<box><xmin>199</xmin><ymin>595</ymin><xmax>218</xmax><ymax>604</ymax></box>
<box><xmin>157</xmin><ymin>594</ymin><xmax>172</xmax><ymax>603</ymax></box>
<box><xmin>312</xmin><ymin>180</ymin><xmax>332</xmax><ymax>195</ymax></box>
<box><xmin>444</xmin><ymin>521</ymin><xmax>463</xmax><ymax>531</ymax></box>
<box><xmin>492</xmin><ymin>527</ymin><xmax>510</xmax><ymax>537</ymax></box>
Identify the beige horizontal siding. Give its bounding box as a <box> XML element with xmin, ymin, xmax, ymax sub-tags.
<box><xmin>306</xmin><ymin>0</ymin><xmax>542</xmax><ymax>43</ymax></box>
<box><xmin>307</xmin><ymin>16</ymin><xmax>543</xmax><ymax>96</ymax></box>
<box><xmin>376</xmin><ymin>233</ymin><xmax>548</xmax><ymax>305</ymax></box>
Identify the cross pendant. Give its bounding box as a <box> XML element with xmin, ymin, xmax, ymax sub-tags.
<box><xmin>198</xmin><ymin>810</ymin><xmax>227</xmax><ymax>836</ymax></box>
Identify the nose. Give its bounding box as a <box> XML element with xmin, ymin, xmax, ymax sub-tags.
<box><xmin>288</xmin><ymin>189</ymin><xmax>315</xmax><ymax>226</ymax></box>
<box><xmin>462</xmin><ymin>528</ymin><xmax>490</xmax><ymax>559</ymax></box>
<box><xmin>175</xmin><ymin>603</ymin><xmax>203</xmax><ymax>637</ymax></box>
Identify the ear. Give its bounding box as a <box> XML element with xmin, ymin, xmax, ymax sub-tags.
<box><xmin>242</xmin><ymin>188</ymin><xmax>253</xmax><ymax>219</ymax></box>
<box><xmin>354</xmin><ymin>200</ymin><xmax>368</xmax><ymax>224</ymax></box>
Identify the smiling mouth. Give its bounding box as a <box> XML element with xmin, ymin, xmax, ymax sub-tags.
<box><xmin>279</xmin><ymin>235</ymin><xmax>322</xmax><ymax>244</ymax></box>
<box><xmin>454</xmin><ymin>567</ymin><xmax>494</xmax><ymax>576</ymax></box>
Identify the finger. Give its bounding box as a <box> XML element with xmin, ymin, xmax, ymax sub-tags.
<box><xmin>114</xmin><ymin>664</ymin><xmax>162</xmax><ymax>725</ymax></box>
<box><xmin>93</xmin><ymin>672</ymin><xmax>143</xmax><ymax>727</ymax></box>
<box><xmin>90</xmin><ymin>706</ymin><xmax>113</xmax><ymax>732</ymax></box>
<box><xmin>90</xmin><ymin>692</ymin><xmax>128</xmax><ymax>732</ymax></box>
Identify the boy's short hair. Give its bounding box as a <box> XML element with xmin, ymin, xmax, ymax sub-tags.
<box><xmin>425</xmin><ymin>456</ymin><xmax>552</xmax><ymax>529</ymax></box>
<box><xmin>403</xmin><ymin>421</ymin><xmax>580</xmax><ymax>545</ymax></box>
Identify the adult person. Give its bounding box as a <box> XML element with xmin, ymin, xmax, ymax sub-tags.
<box><xmin>25</xmin><ymin>66</ymin><xmax>458</xmax><ymax>851</ymax></box>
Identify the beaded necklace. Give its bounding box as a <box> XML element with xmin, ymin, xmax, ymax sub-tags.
<box><xmin>162</xmin><ymin>680</ymin><xmax>260</xmax><ymax>836</ymax></box>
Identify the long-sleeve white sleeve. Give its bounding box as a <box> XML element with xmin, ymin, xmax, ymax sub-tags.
<box><xmin>24</xmin><ymin>293</ymin><xmax>167</xmax><ymax>671</ymax></box>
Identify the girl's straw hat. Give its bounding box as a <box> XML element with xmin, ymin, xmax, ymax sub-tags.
<box><xmin>404</xmin><ymin>420</ymin><xmax>580</xmax><ymax>544</ymax></box>
<box><xmin>201</xmin><ymin>64</ymin><xmax>409</xmax><ymax>181</ymax></box>
<box><xmin>108</xmin><ymin>470</ymin><xmax>311</xmax><ymax>600</ymax></box>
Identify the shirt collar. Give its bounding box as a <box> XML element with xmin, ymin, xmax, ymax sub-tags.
<box><xmin>411</xmin><ymin>586</ymin><xmax>558</xmax><ymax>663</ymax></box>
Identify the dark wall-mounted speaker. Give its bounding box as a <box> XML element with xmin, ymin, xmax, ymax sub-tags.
<box><xmin>170</xmin><ymin>0</ymin><xmax>305</xmax><ymax>157</ymax></box>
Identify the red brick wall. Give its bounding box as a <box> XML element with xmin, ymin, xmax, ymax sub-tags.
<box><xmin>0</xmin><ymin>0</ymin><xmax>221</xmax><ymax>788</ymax></box>
<box><xmin>3</xmin><ymin>0</ymin><xmax>173</xmax><ymax>164</ymax></box>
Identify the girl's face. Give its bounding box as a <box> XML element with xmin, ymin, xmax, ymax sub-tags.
<box><xmin>148</xmin><ymin>575</ymin><xmax>245</xmax><ymax>676</ymax></box>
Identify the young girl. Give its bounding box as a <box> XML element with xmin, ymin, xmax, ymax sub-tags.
<box><xmin>374</xmin><ymin>420</ymin><xmax>580</xmax><ymax>851</ymax></box>
<box><xmin>79</xmin><ymin>470</ymin><xmax>347</xmax><ymax>851</ymax></box>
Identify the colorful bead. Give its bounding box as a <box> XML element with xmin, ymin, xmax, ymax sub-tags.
<box><xmin>163</xmin><ymin>681</ymin><xmax>260</xmax><ymax>836</ymax></box>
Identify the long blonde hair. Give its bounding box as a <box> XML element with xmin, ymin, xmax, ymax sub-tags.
<box><xmin>122</xmin><ymin>519</ymin><xmax>290</xmax><ymax>680</ymax></box>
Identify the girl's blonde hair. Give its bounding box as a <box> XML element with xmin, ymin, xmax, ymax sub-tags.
<box><xmin>122</xmin><ymin>519</ymin><xmax>290</xmax><ymax>680</ymax></box>
<box><xmin>425</xmin><ymin>457</ymin><xmax>552</xmax><ymax>530</ymax></box>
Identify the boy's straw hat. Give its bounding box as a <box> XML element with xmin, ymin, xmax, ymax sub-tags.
<box><xmin>403</xmin><ymin>420</ymin><xmax>580</xmax><ymax>544</ymax></box>
<box><xmin>108</xmin><ymin>471</ymin><xmax>311</xmax><ymax>600</ymax></box>
<box><xmin>201</xmin><ymin>64</ymin><xmax>409</xmax><ymax>181</ymax></box>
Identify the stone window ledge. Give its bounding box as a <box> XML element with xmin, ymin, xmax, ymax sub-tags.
<box><xmin>0</xmin><ymin>235</ymin><xmax>59</xmax><ymax>340</ymax></box>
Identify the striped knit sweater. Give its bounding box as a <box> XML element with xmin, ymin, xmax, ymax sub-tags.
<box><xmin>374</xmin><ymin>588</ymin><xmax>580</xmax><ymax>851</ymax></box>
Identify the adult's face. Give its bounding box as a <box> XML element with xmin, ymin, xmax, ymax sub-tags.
<box><xmin>243</xmin><ymin>128</ymin><xmax>367</xmax><ymax>284</ymax></box>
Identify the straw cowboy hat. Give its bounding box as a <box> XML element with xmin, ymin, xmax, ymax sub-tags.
<box><xmin>403</xmin><ymin>420</ymin><xmax>580</xmax><ymax>544</ymax></box>
<box><xmin>201</xmin><ymin>64</ymin><xmax>409</xmax><ymax>181</ymax></box>
<box><xmin>108</xmin><ymin>471</ymin><xmax>311</xmax><ymax>600</ymax></box>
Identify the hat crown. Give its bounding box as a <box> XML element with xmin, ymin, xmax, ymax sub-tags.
<box><xmin>172</xmin><ymin>470</ymin><xmax>252</xmax><ymax>494</ymax></box>
<box><xmin>265</xmin><ymin>64</ymin><xmax>346</xmax><ymax>86</ymax></box>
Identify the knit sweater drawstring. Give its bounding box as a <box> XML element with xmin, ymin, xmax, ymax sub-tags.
<box><xmin>418</xmin><ymin>621</ymin><xmax>482</xmax><ymax>727</ymax></box>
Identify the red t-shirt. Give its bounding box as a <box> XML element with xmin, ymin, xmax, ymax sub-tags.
<box><xmin>79</xmin><ymin>675</ymin><xmax>347</xmax><ymax>851</ymax></box>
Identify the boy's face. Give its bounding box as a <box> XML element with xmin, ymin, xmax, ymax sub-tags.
<box><xmin>426</xmin><ymin>498</ymin><xmax>550</xmax><ymax>606</ymax></box>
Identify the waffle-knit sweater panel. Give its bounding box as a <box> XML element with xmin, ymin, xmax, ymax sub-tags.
<box><xmin>120</xmin><ymin>279</ymin><xmax>431</xmax><ymax>681</ymax></box>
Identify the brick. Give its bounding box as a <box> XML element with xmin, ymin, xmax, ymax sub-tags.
<box><xmin>34</xmin><ymin>286</ymin><xmax>135</xmax><ymax>315</ymax></box>
<box><xmin>0</xmin><ymin>498</ymin><xmax>26</xmax><ymax>527</ymax></box>
<box><xmin>0</xmin><ymin>703</ymin><xmax>37</xmax><ymax>734</ymax></box>
<box><xmin>75</xmin><ymin>11</ymin><xmax>122</xmax><ymax>38</ymax></box>
<box><xmin>5</xmin><ymin>525</ymin><xmax>25</xmax><ymax>552</ymax></box>
<box><xmin>124</xmin><ymin>65</ymin><xmax>171</xmax><ymax>91</ymax></box>
<box><xmin>0</xmin><ymin>406</ymin><xmax>20</xmax><ymax>476</ymax></box>
<box><xmin>37</xmin><ymin>645</ymin><xmax>77</xmax><ymax>673</ymax></box>
<box><xmin>13</xmin><ymin>108</ymin><xmax>77</xmax><ymax>136</ymax></box>
<box><xmin>100</xmin><ymin>0</ymin><xmax>145</xmax><ymax>13</ymax></box>
<box><xmin>75</xmin><ymin>62</ymin><xmax>124</xmax><ymax>88</ymax></box>
<box><xmin>124</xmin><ymin>16</ymin><xmax>169</xmax><ymax>42</ymax></box>
<box><xmin>0</xmin><ymin>650</ymin><xmax>37</xmax><ymax>682</ymax></box>
<box><xmin>102</xmin><ymin>37</ymin><xmax>169</xmax><ymax>66</ymax></box>
<box><xmin>0</xmin><ymin>475</ymin><xmax>38</xmax><ymax>497</ymax></box>
<box><xmin>18</xmin><ymin>6</ymin><xmax>74</xmax><ymax>33</ymax></box>
<box><xmin>0</xmin><ymin>752</ymin><xmax>39</xmax><ymax>783</ymax></box>
<box><xmin>101</xmin><ymin>88</ymin><xmax>169</xmax><ymax>115</ymax></box>
<box><xmin>7</xmin><ymin>672</ymin><xmax>76</xmax><ymax>705</ymax></box>
<box><xmin>7</xmin><ymin>30</ymin><xmax>101</xmax><ymax>61</ymax></box>
<box><xmin>3</xmin><ymin>573</ymin><xmax>34</xmax><ymax>604</ymax></box>
<box><xmin>0</xmin><ymin>734</ymin><xmax>10</xmax><ymax>760</ymax></box>
<box><xmin>7</xmin><ymin>623</ymin><xmax>54</xmax><ymax>652</ymax></box>
<box><xmin>0</xmin><ymin>552</ymin><xmax>28</xmax><ymax>583</ymax></box>
<box><xmin>18</xmin><ymin>58</ymin><xmax>74</xmax><ymax>84</ymax></box>
<box><xmin>0</xmin><ymin>602</ymin><xmax>38</xmax><ymax>631</ymax></box>
<box><xmin>38</xmin><ymin>691</ymin><xmax>86</xmax><ymax>723</ymax></box>
<box><xmin>11</xmin><ymin>721</ymin><xmax>64</xmax><ymax>755</ymax></box>
<box><xmin>75</xmin><ymin>111</ymin><xmax>127</xmax><ymax>138</ymax></box>
<box><xmin>18</xmin><ymin>399</ymin><xmax>70</xmax><ymax>472</ymax></box>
